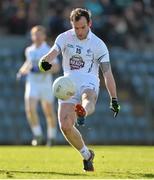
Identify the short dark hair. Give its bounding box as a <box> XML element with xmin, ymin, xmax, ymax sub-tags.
<box><xmin>70</xmin><ymin>8</ymin><xmax>91</xmax><ymax>23</ymax></box>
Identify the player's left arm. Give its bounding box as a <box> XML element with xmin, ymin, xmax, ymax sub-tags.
<box><xmin>18</xmin><ymin>60</ymin><xmax>32</xmax><ymax>75</ymax></box>
<box><xmin>100</xmin><ymin>62</ymin><xmax>117</xmax><ymax>98</ymax></box>
<box><xmin>100</xmin><ymin>62</ymin><xmax>120</xmax><ymax>117</ymax></box>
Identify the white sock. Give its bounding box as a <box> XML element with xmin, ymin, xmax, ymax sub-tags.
<box><xmin>47</xmin><ymin>127</ymin><xmax>56</xmax><ymax>139</ymax></box>
<box><xmin>32</xmin><ymin>125</ymin><xmax>42</xmax><ymax>137</ymax></box>
<box><xmin>80</xmin><ymin>145</ymin><xmax>91</xmax><ymax>160</ymax></box>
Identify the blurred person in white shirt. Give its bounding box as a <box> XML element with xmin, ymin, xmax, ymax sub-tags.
<box><xmin>17</xmin><ymin>25</ymin><xmax>60</xmax><ymax>146</ymax></box>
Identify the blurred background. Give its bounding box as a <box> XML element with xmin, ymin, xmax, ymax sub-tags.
<box><xmin>0</xmin><ymin>0</ymin><xmax>154</xmax><ymax>145</ymax></box>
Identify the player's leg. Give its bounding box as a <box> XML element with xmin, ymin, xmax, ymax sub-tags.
<box><xmin>75</xmin><ymin>89</ymin><xmax>97</xmax><ymax>126</ymax></box>
<box><xmin>41</xmin><ymin>100</ymin><xmax>57</xmax><ymax>146</ymax></box>
<box><xmin>58</xmin><ymin>103</ymin><xmax>84</xmax><ymax>149</ymax></box>
<box><xmin>39</xmin><ymin>80</ymin><xmax>57</xmax><ymax>146</ymax></box>
<box><xmin>81</xmin><ymin>89</ymin><xmax>97</xmax><ymax>116</ymax></box>
<box><xmin>58</xmin><ymin>103</ymin><xmax>94</xmax><ymax>171</ymax></box>
<box><xmin>75</xmin><ymin>74</ymin><xmax>99</xmax><ymax>126</ymax></box>
<box><xmin>24</xmin><ymin>82</ymin><xmax>43</xmax><ymax>145</ymax></box>
<box><xmin>25</xmin><ymin>97</ymin><xmax>43</xmax><ymax>145</ymax></box>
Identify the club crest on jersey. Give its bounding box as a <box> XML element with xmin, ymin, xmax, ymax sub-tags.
<box><xmin>86</xmin><ymin>48</ymin><xmax>93</xmax><ymax>57</ymax></box>
<box><xmin>70</xmin><ymin>54</ymin><xmax>85</xmax><ymax>70</ymax></box>
<box><xmin>87</xmin><ymin>48</ymin><xmax>92</xmax><ymax>54</ymax></box>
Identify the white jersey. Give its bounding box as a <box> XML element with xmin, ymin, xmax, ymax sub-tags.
<box><xmin>25</xmin><ymin>42</ymin><xmax>57</xmax><ymax>101</ymax></box>
<box><xmin>53</xmin><ymin>29</ymin><xmax>109</xmax><ymax>77</ymax></box>
<box><xmin>25</xmin><ymin>42</ymin><xmax>55</xmax><ymax>83</ymax></box>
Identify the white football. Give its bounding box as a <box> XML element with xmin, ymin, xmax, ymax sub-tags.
<box><xmin>52</xmin><ymin>76</ymin><xmax>76</xmax><ymax>100</ymax></box>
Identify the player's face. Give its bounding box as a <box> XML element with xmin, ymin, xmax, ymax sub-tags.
<box><xmin>71</xmin><ymin>16</ymin><xmax>91</xmax><ymax>40</ymax></box>
<box><xmin>31</xmin><ymin>31</ymin><xmax>46</xmax><ymax>45</ymax></box>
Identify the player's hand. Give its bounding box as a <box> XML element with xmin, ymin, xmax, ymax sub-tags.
<box><xmin>16</xmin><ymin>73</ymin><xmax>27</xmax><ymax>82</ymax></box>
<box><xmin>39</xmin><ymin>59</ymin><xmax>52</xmax><ymax>72</ymax></box>
<box><xmin>110</xmin><ymin>98</ymin><xmax>120</xmax><ymax>117</ymax></box>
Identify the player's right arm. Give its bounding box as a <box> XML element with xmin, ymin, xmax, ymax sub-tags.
<box><xmin>39</xmin><ymin>33</ymin><xmax>66</xmax><ymax>72</ymax></box>
<box><xmin>18</xmin><ymin>60</ymin><xmax>32</xmax><ymax>75</ymax></box>
<box><xmin>16</xmin><ymin>60</ymin><xmax>32</xmax><ymax>81</ymax></box>
<box><xmin>17</xmin><ymin>47</ymin><xmax>33</xmax><ymax>76</ymax></box>
<box><xmin>39</xmin><ymin>49</ymin><xmax>59</xmax><ymax>72</ymax></box>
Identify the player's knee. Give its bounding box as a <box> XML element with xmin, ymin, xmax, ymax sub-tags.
<box><xmin>61</xmin><ymin>123</ymin><xmax>72</xmax><ymax>134</ymax></box>
<box><xmin>25</xmin><ymin>105</ymin><xmax>36</xmax><ymax>118</ymax></box>
<box><xmin>44</xmin><ymin>110</ymin><xmax>51</xmax><ymax>118</ymax></box>
<box><xmin>25</xmin><ymin>106</ymin><xmax>31</xmax><ymax>116</ymax></box>
<box><xmin>42</xmin><ymin>102</ymin><xmax>53</xmax><ymax>117</ymax></box>
<box><xmin>82</xmin><ymin>91</ymin><xmax>97</xmax><ymax>102</ymax></box>
<box><xmin>60</xmin><ymin>116</ymin><xmax>73</xmax><ymax>134</ymax></box>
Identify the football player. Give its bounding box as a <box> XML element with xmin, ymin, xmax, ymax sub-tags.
<box><xmin>17</xmin><ymin>25</ymin><xmax>60</xmax><ymax>146</ymax></box>
<box><xmin>39</xmin><ymin>9</ymin><xmax>120</xmax><ymax>171</ymax></box>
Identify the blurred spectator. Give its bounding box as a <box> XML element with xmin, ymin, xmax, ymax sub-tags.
<box><xmin>112</xmin><ymin>0</ymin><xmax>133</xmax><ymax>7</ymax></box>
<box><xmin>44</xmin><ymin>0</ymin><xmax>69</xmax><ymax>40</ymax></box>
<box><xmin>27</xmin><ymin>0</ymin><xmax>40</xmax><ymax>30</ymax></box>
<box><xmin>124</xmin><ymin>1</ymin><xmax>144</xmax><ymax>39</ymax></box>
<box><xmin>100</xmin><ymin>0</ymin><xmax>115</xmax><ymax>15</ymax></box>
<box><xmin>8</xmin><ymin>7</ymin><xmax>27</xmax><ymax>34</ymax></box>
<box><xmin>84</xmin><ymin>0</ymin><xmax>103</xmax><ymax>16</ymax></box>
<box><xmin>48</xmin><ymin>8</ymin><xmax>67</xmax><ymax>40</ymax></box>
<box><xmin>0</xmin><ymin>0</ymin><xmax>154</xmax><ymax>50</ymax></box>
<box><xmin>101</xmin><ymin>11</ymin><xmax>128</xmax><ymax>47</ymax></box>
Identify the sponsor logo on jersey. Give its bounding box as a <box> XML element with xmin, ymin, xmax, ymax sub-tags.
<box><xmin>70</xmin><ymin>54</ymin><xmax>85</xmax><ymax>70</ymax></box>
<box><xmin>67</xmin><ymin>44</ymin><xmax>74</xmax><ymax>48</ymax></box>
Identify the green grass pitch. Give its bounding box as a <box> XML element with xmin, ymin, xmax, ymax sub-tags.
<box><xmin>0</xmin><ymin>146</ymin><xmax>154</xmax><ymax>179</ymax></box>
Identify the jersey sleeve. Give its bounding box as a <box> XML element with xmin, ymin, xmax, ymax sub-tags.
<box><xmin>95</xmin><ymin>40</ymin><xmax>110</xmax><ymax>63</ymax></box>
<box><xmin>52</xmin><ymin>33</ymin><xmax>66</xmax><ymax>53</ymax></box>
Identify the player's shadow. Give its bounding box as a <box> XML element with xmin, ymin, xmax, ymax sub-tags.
<box><xmin>0</xmin><ymin>169</ymin><xmax>88</xmax><ymax>177</ymax></box>
<box><xmin>105</xmin><ymin>171</ymin><xmax>154</xmax><ymax>179</ymax></box>
<box><xmin>142</xmin><ymin>173</ymin><xmax>154</xmax><ymax>178</ymax></box>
